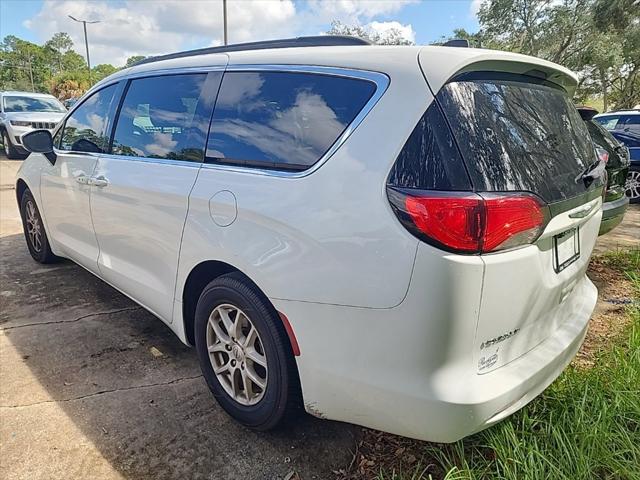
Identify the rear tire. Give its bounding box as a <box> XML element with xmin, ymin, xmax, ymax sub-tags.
<box><xmin>2</xmin><ymin>130</ymin><xmax>25</xmax><ymax>160</ymax></box>
<box><xmin>194</xmin><ymin>272</ymin><xmax>300</xmax><ymax>430</ymax></box>
<box><xmin>626</xmin><ymin>166</ymin><xmax>640</xmax><ymax>204</ymax></box>
<box><xmin>20</xmin><ymin>189</ymin><xmax>59</xmax><ymax>263</ymax></box>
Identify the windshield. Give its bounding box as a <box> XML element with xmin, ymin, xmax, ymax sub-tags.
<box><xmin>3</xmin><ymin>96</ymin><xmax>66</xmax><ymax>113</ymax></box>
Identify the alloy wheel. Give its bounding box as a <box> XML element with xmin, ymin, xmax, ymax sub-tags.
<box><xmin>206</xmin><ymin>303</ymin><xmax>268</xmax><ymax>406</ymax></box>
<box><xmin>25</xmin><ymin>200</ymin><xmax>43</xmax><ymax>253</ymax></box>
<box><xmin>626</xmin><ymin>170</ymin><xmax>640</xmax><ymax>201</ymax></box>
<box><xmin>2</xmin><ymin>133</ymin><xmax>9</xmax><ymax>157</ymax></box>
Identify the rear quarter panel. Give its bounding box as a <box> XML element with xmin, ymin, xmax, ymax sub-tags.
<box><xmin>175</xmin><ymin>58</ymin><xmax>430</xmax><ymax>309</ymax></box>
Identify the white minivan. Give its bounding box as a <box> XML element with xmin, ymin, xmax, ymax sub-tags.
<box><xmin>16</xmin><ymin>36</ymin><xmax>604</xmax><ymax>442</ymax></box>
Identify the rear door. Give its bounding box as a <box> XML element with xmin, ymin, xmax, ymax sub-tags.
<box><xmin>619</xmin><ymin>115</ymin><xmax>640</xmax><ymax>136</ymax></box>
<box><xmin>427</xmin><ymin>69</ymin><xmax>604</xmax><ymax>372</ymax></box>
<box><xmin>89</xmin><ymin>70</ymin><xmax>222</xmax><ymax>322</ymax></box>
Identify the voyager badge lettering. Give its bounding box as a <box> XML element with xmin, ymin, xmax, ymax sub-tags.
<box><xmin>480</xmin><ymin>328</ymin><xmax>520</xmax><ymax>350</ymax></box>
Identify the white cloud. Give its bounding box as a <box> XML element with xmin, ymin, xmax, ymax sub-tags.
<box><xmin>23</xmin><ymin>0</ymin><xmax>416</xmax><ymax>66</ymax></box>
<box><xmin>305</xmin><ymin>0</ymin><xmax>416</xmax><ymax>23</ymax></box>
<box><xmin>469</xmin><ymin>0</ymin><xmax>484</xmax><ymax>17</ymax></box>
<box><xmin>366</xmin><ymin>20</ymin><xmax>415</xmax><ymax>43</ymax></box>
<box><xmin>25</xmin><ymin>0</ymin><xmax>297</xmax><ymax>66</ymax></box>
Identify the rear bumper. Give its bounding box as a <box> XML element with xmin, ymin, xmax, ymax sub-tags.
<box><xmin>274</xmin><ymin>245</ymin><xmax>598</xmax><ymax>443</ymax></box>
<box><xmin>599</xmin><ymin>194</ymin><xmax>629</xmax><ymax>235</ymax></box>
<box><xmin>463</xmin><ymin>276</ymin><xmax>595</xmax><ymax>436</ymax></box>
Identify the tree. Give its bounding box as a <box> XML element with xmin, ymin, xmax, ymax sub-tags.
<box><xmin>592</xmin><ymin>0</ymin><xmax>640</xmax><ymax>108</ymax></box>
<box><xmin>124</xmin><ymin>55</ymin><xmax>147</xmax><ymax>68</ymax></box>
<box><xmin>0</xmin><ymin>35</ymin><xmax>50</xmax><ymax>92</ymax></box>
<box><xmin>44</xmin><ymin>32</ymin><xmax>73</xmax><ymax>73</ymax></box>
<box><xmin>92</xmin><ymin>64</ymin><xmax>118</xmax><ymax>82</ymax></box>
<box><xmin>326</xmin><ymin>20</ymin><xmax>414</xmax><ymax>45</ymax></box>
<box><xmin>1</xmin><ymin>31</ymin><xmax>114</xmax><ymax>99</ymax></box>
<box><xmin>48</xmin><ymin>70</ymin><xmax>90</xmax><ymax>100</ymax></box>
<box><xmin>477</xmin><ymin>0</ymin><xmax>594</xmax><ymax>65</ymax></box>
<box><xmin>438</xmin><ymin>28</ymin><xmax>485</xmax><ymax>48</ymax></box>
<box><xmin>475</xmin><ymin>0</ymin><xmax>640</xmax><ymax>110</ymax></box>
<box><xmin>61</xmin><ymin>50</ymin><xmax>86</xmax><ymax>71</ymax></box>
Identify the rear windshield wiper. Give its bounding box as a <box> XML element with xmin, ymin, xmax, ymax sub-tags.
<box><xmin>576</xmin><ymin>159</ymin><xmax>606</xmax><ymax>187</ymax></box>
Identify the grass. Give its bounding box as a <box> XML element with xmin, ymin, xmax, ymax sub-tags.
<box><xmin>377</xmin><ymin>249</ymin><xmax>640</xmax><ymax>480</ymax></box>
<box><xmin>581</xmin><ymin>96</ymin><xmax>606</xmax><ymax>113</ymax></box>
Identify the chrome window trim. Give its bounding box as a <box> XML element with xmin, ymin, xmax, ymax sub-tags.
<box><xmin>96</xmin><ymin>153</ymin><xmax>202</xmax><ymax>168</ymax></box>
<box><xmin>113</xmin><ymin>65</ymin><xmax>227</xmax><ymax>83</ymax></box>
<box><xmin>49</xmin><ymin>148</ymin><xmax>201</xmax><ymax>168</ymax></box>
<box><xmin>202</xmin><ymin>64</ymin><xmax>390</xmax><ymax>178</ymax></box>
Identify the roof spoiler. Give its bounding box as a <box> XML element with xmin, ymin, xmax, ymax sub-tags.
<box><xmin>577</xmin><ymin>106</ymin><xmax>599</xmax><ymax>121</ymax></box>
<box><xmin>442</xmin><ymin>39</ymin><xmax>470</xmax><ymax>48</ymax></box>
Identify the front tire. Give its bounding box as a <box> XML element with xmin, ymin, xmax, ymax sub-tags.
<box><xmin>2</xmin><ymin>130</ymin><xmax>25</xmax><ymax>160</ymax></box>
<box><xmin>20</xmin><ymin>189</ymin><xmax>59</xmax><ymax>263</ymax></box>
<box><xmin>194</xmin><ymin>272</ymin><xmax>300</xmax><ymax>430</ymax></box>
<box><xmin>626</xmin><ymin>166</ymin><xmax>640</xmax><ymax>204</ymax></box>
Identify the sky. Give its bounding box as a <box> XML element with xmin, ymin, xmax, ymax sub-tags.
<box><xmin>0</xmin><ymin>0</ymin><xmax>481</xmax><ymax>66</ymax></box>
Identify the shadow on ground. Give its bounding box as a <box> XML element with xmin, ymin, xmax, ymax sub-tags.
<box><xmin>0</xmin><ymin>233</ymin><xmax>355</xmax><ymax>480</ymax></box>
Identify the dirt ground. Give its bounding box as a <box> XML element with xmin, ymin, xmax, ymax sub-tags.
<box><xmin>0</xmin><ymin>157</ymin><xmax>638</xmax><ymax>480</ymax></box>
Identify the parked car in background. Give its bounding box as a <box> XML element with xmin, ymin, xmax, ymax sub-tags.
<box><xmin>594</xmin><ymin>109</ymin><xmax>640</xmax><ymax>136</ymax></box>
<box><xmin>0</xmin><ymin>91</ymin><xmax>66</xmax><ymax>159</ymax></box>
<box><xmin>16</xmin><ymin>37</ymin><xmax>605</xmax><ymax>443</ymax></box>
<box><xmin>63</xmin><ymin>97</ymin><xmax>78</xmax><ymax>109</ymax></box>
<box><xmin>577</xmin><ymin>107</ymin><xmax>630</xmax><ymax>232</ymax></box>
<box><xmin>610</xmin><ymin>130</ymin><xmax>640</xmax><ymax>203</ymax></box>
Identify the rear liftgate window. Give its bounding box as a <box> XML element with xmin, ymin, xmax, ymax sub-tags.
<box><xmin>205</xmin><ymin>71</ymin><xmax>376</xmax><ymax>172</ymax></box>
<box><xmin>436</xmin><ymin>72</ymin><xmax>599</xmax><ymax>203</ymax></box>
<box><xmin>386</xmin><ymin>72</ymin><xmax>601</xmax><ymax>254</ymax></box>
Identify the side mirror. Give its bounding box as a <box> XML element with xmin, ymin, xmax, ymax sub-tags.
<box><xmin>22</xmin><ymin>129</ymin><xmax>53</xmax><ymax>153</ymax></box>
<box><xmin>22</xmin><ymin>130</ymin><xmax>56</xmax><ymax>164</ymax></box>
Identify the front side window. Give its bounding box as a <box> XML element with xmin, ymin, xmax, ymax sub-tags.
<box><xmin>60</xmin><ymin>84</ymin><xmax>117</xmax><ymax>152</ymax></box>
<box><xmin>3</xmin><ymin>96</ymin><xmax>66</xmax><ymax>113</ymax></box>
<box><xmin>206</xmin><ymin>71</ymin><xmax>376</xmax><ymax>171</ymax></box>
<box><xmin>111</xmin><ymin>73</ymin><xmax>218</xmax><ymax>162</ymax></box>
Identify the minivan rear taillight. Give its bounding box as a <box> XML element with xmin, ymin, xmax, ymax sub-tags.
<box><xmin>387</xmin><ymin>188</ymin><xmax>549</xmax><ymax>254</ymax></box>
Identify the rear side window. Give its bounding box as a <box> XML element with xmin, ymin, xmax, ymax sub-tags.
<box><xmin>60</xmin><ymin>84</ymin><xmax>117</xmax><ymax>153</ymax></box>
<box><xmin>111</xmin><ymin>73</ymin><xmax>219</xmax><ymax>162</ymax></box>
<box><xmin>437</xmin><ymin>73</ymin><xmax>597</xmax><ymax>202</ymax></box>
<box><xmin>620</xmin><ymin>115</ymin><xmax>640</xmax><ymax>135</ymax></box>
<box><xmin>205</xmin><ymin>71</ymin><xmax>376</xmax><ymax>171</ymax></box>
<box><xmin>387</xmin><ymin>100</ymin><xmax>471</xmax><ymax>190</ymax></box>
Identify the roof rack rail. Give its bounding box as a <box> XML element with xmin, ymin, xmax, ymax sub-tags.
<box><xmin>132</xmin><ymin>35</ymin><xmax>371</xmax><ymax>67</ymax></box>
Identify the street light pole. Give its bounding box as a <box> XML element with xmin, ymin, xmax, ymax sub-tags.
<box><xmin>223</xmin><ymin>0</ymin><xmax>228</xmax><ymax>45</ymax></box>
<box><xmin>68</xmin><ymin>15</ymin><xmax>100</xmax><ymax>85</ymax></box>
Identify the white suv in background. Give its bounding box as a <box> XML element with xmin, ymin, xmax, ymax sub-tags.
<box><xmin>16</xmin><ymin>36</ymin><xmax>604</xmax><ymax>442</ymax></box>
<box><xmin>0</xmin><ymin>91</ymin><xmax>66</xmax><ymax>159</ymax></box>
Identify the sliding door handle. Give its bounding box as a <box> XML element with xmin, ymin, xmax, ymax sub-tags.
<box><xmin>89</xmin><ymin>175</ymin><xmax>109</xmax><ymax>187</ymax></box>
<box><xmin>75</xmin><ymin>175</ymin><xmax>90</xmax><ymax>185</ymax></box>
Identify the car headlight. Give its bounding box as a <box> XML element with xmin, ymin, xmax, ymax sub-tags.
<box><xmin>10</xmin><ymin>120</ymin><xmax>32</xmax><ymax>127</ymax></box>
